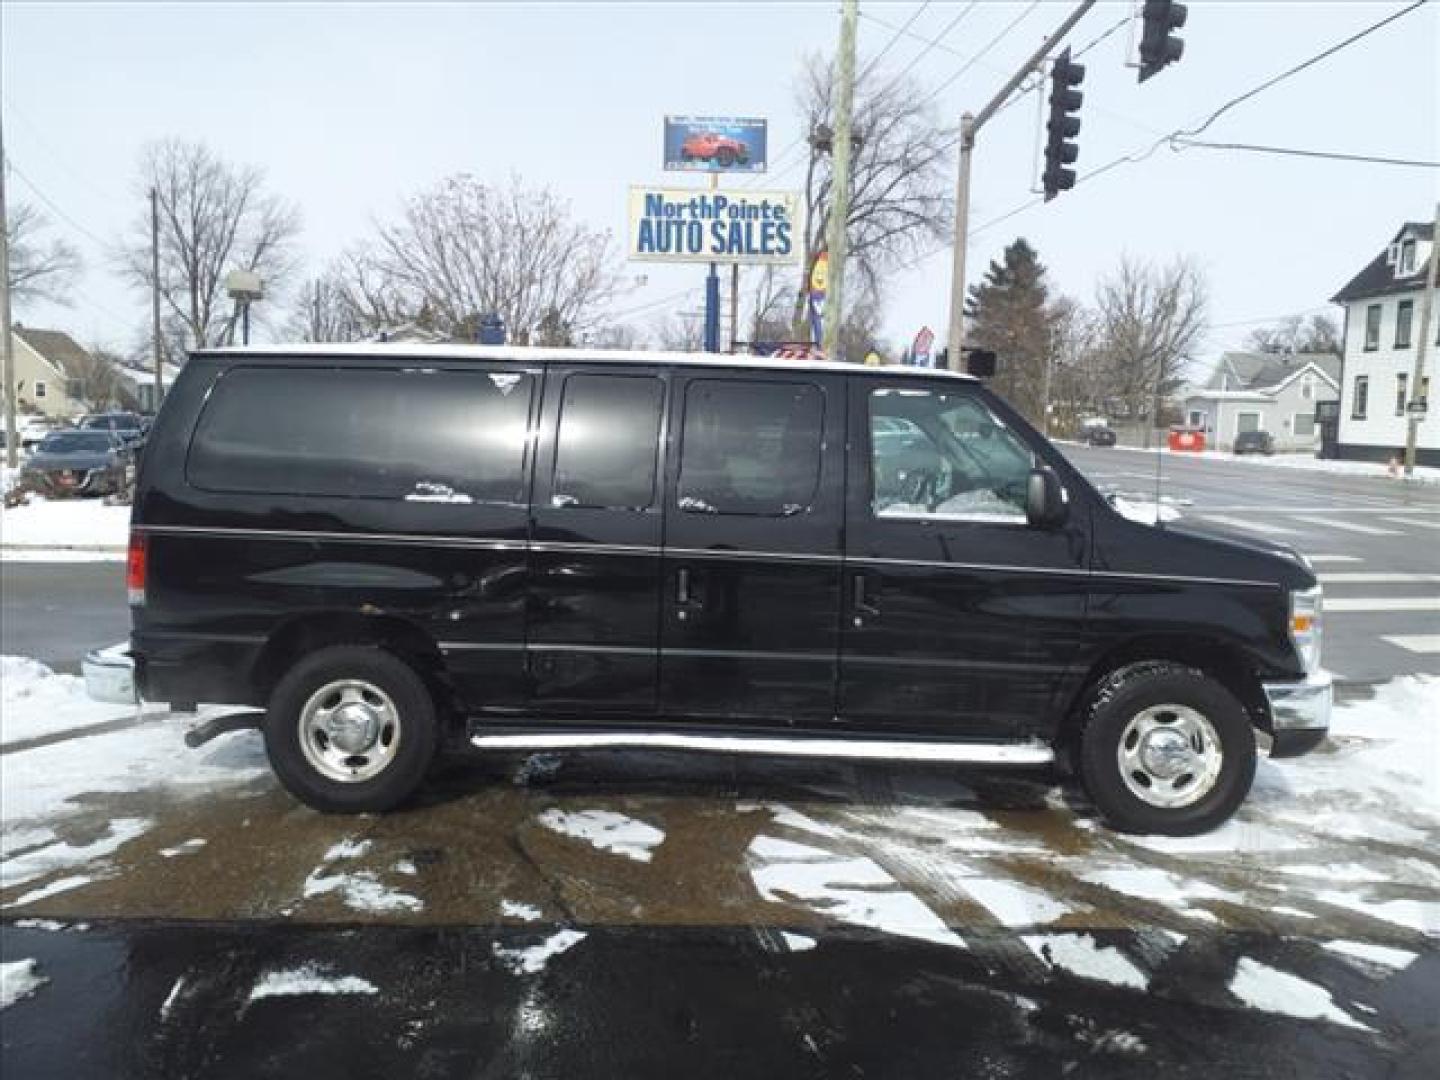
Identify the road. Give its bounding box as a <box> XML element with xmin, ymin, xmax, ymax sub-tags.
<box><xmin>1059</xmin><ymin>445</ymin><xmax>1440</xmax><ymax>683</ymax></box>
<box><xmin>0</xmin><ymin>562</ymin><xmax>129</xmax><ymax>673</ymax></box>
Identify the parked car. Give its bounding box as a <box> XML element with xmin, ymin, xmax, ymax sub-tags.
<box><xmin>107</xmin><ymin>345</ymin><xmax>1329</xmax><ymax>835</ymax></box>
<box><xmin>14</xmin><ymin>430</ymin><xmax>133</xmax><ymax>499</ymax></box>
<box><xmin>80</xmin><ymin>411</ymin><xmax>148</xmax><ymax>446</ymax></box>
<box><xmin>680</xmin><ymin>132</ymin><xmax>750</xmax><ymax>167</ymax></box>
<box><xmin>1233</xmin><ymin>430</ymin><xmax>1275</xmax><ymax>456</ymax></box>
<box><xmin>1083</xmin><ymin>426</ymin><xmax>1117</xmax><ymax>447</ymax></box>
<box><xmin>19</xmin><ymin>416</ymin><xmax>62</xmax><ymax>451</ymax></box>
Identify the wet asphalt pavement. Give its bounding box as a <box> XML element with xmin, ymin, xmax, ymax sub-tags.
<box><xmin>4</xmin><ymin>919</ymin><xmax>1436</xmax><ymax>1080</ymax></box>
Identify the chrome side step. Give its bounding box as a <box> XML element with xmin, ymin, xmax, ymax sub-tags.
<box><xmin>470</xmin><ymin>731</ymin><xmax>1054</xmax><ymax>766</ymax></box>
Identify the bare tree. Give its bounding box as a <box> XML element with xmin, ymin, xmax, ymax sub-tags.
<box><xmin>342</xmin><ymin>175</ymin><xmax>623</xmax><ymax>343</ymax></box>
<box><xmin>121</xmin><ymin>139</ymin><xmax>301</xmax><ymax>352</ymax></box>
<box><xmin>286</xmin><ymin>268</ymin><xmax>369</xmax><ymax>343</ymax></box>
<box><xmin>1245</xmin><ymin>312</ymin><xmax>1341</xmax><ymax>355</ymax></box>
<box><xmin>1092</xmin><ymin>256</ymin><xmax>1209</xmax><ymax>444</ymax></box>
<box><xmin>68</xmin><ymin>346</ymin><xmax>137</xmax><ymax>411</ymax></box>
<box><xmin>745</xmin><ymin>265</ymin><xmax>794</xmax><ymax>345</ymax></box>
<box><xmin>792</xmin><ymin>53</ymin><xmax>954</xmax><ymax>330</ymax></box>
<box><xmin>650</xmin><ymin>311</ymin><xmax>705</xmax><ymax>352</ymax></box>
<box><xmin>5</xmin><ymin>202</ymin><xmax>81</xmax><ymax>307</ymax></box>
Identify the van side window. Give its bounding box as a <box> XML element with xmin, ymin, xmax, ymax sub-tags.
<box><xmin>552</xmin><ymin>374</ymin><xmax>663</xmax><ymax>510</ymax></box>
<box><xmin>678</xmin><ymin>379</ymin><xmax>823</xmax><ymax>516</ymax></box>
<box><xmin>187</xmin><ymin>366</ymin><xmax>533</xmax><ymax>502</ymax></box>
<box><xmin>869</xmin><ymin>388</ymin><xmax>1033</xmax><ymax>523</ymax></box>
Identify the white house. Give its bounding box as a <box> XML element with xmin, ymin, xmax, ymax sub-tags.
<box><xmin>1183</xmin><ymin>352</ymin><xmax>1339</xmax><ymax>452</ymax></box>
<box><xmin>1332</xmin><ymin>220</ymin><xmax>1438</xmax><ymax>465</ymax></box>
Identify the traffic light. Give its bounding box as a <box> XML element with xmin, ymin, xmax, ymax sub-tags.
<box><xmin>1043</xmin><ymin>48</ymin><xmax>1084</xmax><ymax>202</ymax></box>
<box><xmin>1139</xmin><ymin>0</ymin><xmax>1187</xmax><ymax>83</ymax></box>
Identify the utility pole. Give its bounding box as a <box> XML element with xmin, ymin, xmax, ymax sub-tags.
<box><xmin>150</xmin><ymin>187</ymin><xmax>163</xmax><ymax>412</ymax></box>
<box><xmin>945</xmin><ymin>0</ymin><xmax>1096</xmax><ymax>366</ymax></box>
<box><xmin>1404</xmin><ymin>199</ymin><xmax>1439</xmax><ymax>476</ymax></box>
<box><xmin>821</xmin><ymin>0</ymin><xmax>858</xmax><ymax>361</ymax></box>
<box><xmin>0</xmin><ymin>113</ymin><xmax>16</xmax><ymax>469</ymax></box>
<box><xmin>729</xmin><ymin>264</ymin><xmax>740</xmax><ymax>353</ymax></box>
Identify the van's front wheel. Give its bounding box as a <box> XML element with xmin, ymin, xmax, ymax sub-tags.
<box><xmin>1078</xmin><ymin>663</ymin><xmax>1255</xmax><ymax>835</ymax></box>
<box><xmin>264</xmin><ymin>646</ymin><xmax>438</xmax><ymax>813</ymax></box>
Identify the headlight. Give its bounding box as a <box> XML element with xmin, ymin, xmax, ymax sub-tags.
<box><xmin>1290</xmin><ymin>586</ymin><xmax>1323</xmax><ymax>673</ymax></box>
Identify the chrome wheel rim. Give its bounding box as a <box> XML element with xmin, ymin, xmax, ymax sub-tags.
<box><xmin>298</xmin><ymin>679</ymin><xmax>401</xmax><ymax>783</ymax></box>
<box><xmin>1116</xmin><ymin>704</ymin><xmax>1223</xmax><ymax>809</ymax></box>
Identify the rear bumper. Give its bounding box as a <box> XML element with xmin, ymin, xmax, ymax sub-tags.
<box><xmin>83</xmin><ymin>644</ymin><xmax>138</xmax><ymax>705</ymax></box>
<box><xmin>1262</xmin><ymin>668</ymin><xmax>1332</xmax><ymax>758</ymax></box>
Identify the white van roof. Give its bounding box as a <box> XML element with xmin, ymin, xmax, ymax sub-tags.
<box><xmin>199</xmin><ymin>343</ymin><xmax>977</xmax><ymax>381</ymax></box>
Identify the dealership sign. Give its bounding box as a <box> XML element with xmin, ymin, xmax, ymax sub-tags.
<box><xmin>627</xmin><ymin>187</ymin><xmax>803</xmax><ymax>265</ymax></box>
<box><xmin>664</xmin><ymin>116</ymin><xmax>767</xmax><ymax>174</ymax></box>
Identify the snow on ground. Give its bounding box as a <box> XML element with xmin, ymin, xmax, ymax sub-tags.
<box><xmin>501</xmin><ymin>900</ymin><xmax>543</xmax><ymax>922</ymax></box>
<box><xmin>1109</xmin><ymin>497</ymin><xmax>1182</xmax><ymax>525</ymax></box>
<box><xmin>301</xmin><ymin>840</ymin><xmax>422</xmax><ymax>915</ymax></box>
<box><xmin>1059</xmin><ymin>440</ymin><xmax>1440</xmax><ymax>485</ymax></box>
<box><xmin>0</xmin><ymin>498</ymin><xmax>130</xmax><ymax>558</ymax></box>
<box><xmin>1022</xmin><ymin>932</ymin><xmax>1152</xmax><ymax>990</ymax></box>
<box><xmin>1</xmin><ymin>656</ymin><xmax>140</xmax><ymax>745</ymax></box>
<box><xmin>492</xmin><ymin>930</ymin><xmax>587</xmax><ymax>975</ymax></box>
<box><xmin>1229</xmin><ymin>957</ymin><xmax>1373</xmax><ymax>1032</ymax></box>
<box><xmin>0</xmin><ymin>659</ymin><xmax>268</xmax><ymax>832</ymax></box>
<box><xmin>247</xmin><ymin>963</ymin><xmax>378</xmax><ymax>1002</ymax></box>
<box><xmin>0</xmin><ymin>958</ymin><xmax>48</xmax><ymax>1009</ymax></box>
<box><xmin>536</xmin><ymin>808</ymin><xmax>665</xmax><ymax>862</ymax></box>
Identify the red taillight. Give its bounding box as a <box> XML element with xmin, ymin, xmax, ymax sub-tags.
<box><xmin>127</xmin><ymin>530</ymin><xmax>147</xmax><ymax>606</ymax></box>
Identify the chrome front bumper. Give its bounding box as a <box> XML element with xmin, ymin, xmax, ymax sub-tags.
<box><xmin>1262</xmin><ymin>668</ymin><xmax>1332</xmax><ymax>758</ymax></box>
<box><xmin>83</xmin><ymin>644</ymin><xmax>138</xmax><ymax>705</ymax></box>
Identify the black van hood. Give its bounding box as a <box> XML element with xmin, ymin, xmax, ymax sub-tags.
<box><xmin>1093</xmin><ymin>501</ymin><xmax>1316</xmax><ymax>591</ymax></box>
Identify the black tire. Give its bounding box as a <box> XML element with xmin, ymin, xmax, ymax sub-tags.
<box><xmin>1077</xmin><ymin>662</ymin><xmax>1256</xmax><ymax>835</ymax></box>
<box><xmin>264</xmin><ymin>645</ymin><xmax>438</xmax><ymax>813</ymax></box>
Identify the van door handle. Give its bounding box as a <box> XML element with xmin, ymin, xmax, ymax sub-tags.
<box><xmin>852</xmin><ymin>572</ymin><xmax>880</xmax><ymax>619</ymax></box>
<box><xmin>676</xmin><ymin>567</ymin><xmax>700</xmax><ymax>608</ymax></box>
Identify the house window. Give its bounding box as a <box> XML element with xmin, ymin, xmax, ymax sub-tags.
<box><xmin>1395</xmin><ymin>300</ymin><xmax>1414</xmax><ymax>348</ymax></box>
<box><xmin>1187</xmin><ymin>409</ymin><xmax>1206</xmax><ymax>428</ymax></box>
<box><xmin>1396</xmin><ymin>373</ymin><xmax>1408</xmax><ymax>416</ymax></box>
<box><xmin>1352</xmin><ymin>376</ymin><xmax>1369</xmax><ymax>420</ymax></box>
<box><xmin>1398</xmin><ymin>239</ymin><xmax>1416</xmax><ymax>276</ymax></box>
<box><xmin>34</xmin><ymin>380</ymin><xmax>47</xmax><ymax>399</ymax></box>
<box><xmin>1236</xmin><ymin>412</ymin><xmax>1261</xmax><ymax>434</ymax></box>
<box><xmin>1301</xmin><ymin>376</ymin><xmax>1313</xmax><ymax>400</ymax></box>
<box><xmin>1364</xmin><ymin>304</ymin><xmax>1381</xmax><ymax>350</ymax></box>
<box><xmin>1294</xmin><ymin>412</ymin><xmax>1315</xmax><ymax>437</ymax></box>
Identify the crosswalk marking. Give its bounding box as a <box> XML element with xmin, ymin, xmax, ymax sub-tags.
<box><xmin>1383</xmin><ymin>517</ymin><xmax>1440</xmax><ymax>530</ymax></box>
<box><xmin>1200</xmin><ymin>515</ymin><xmax>1302</xmax><ymax>536</ymax></box>
<box><xmin>1318</xmin><ymin>573</ymin><xmax>1440</xmax><ymax>584</ymax></box>
<box><xmin>1326</xmin><ymin>597</ymin><xmax>1440</xmax><ymax>613</ymax></box>
<box><xmin>1290</xmin><ymin>516</ymin><xmax>1401</xmax><ymax>536</ymax></box>
<box><xmin>1305</xmin><ymin>555</ymin><xmax>1362</xmax><ymax>564</ymax></box>
<box><xmin>1383</xmin><ymin>635</ymin><xmax>1440</xmax><ymax>654</ymax></box>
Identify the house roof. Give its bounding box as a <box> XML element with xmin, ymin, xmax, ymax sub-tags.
<box><xmin>1331</xmin><ymin>221</ymin><xmax>1434</xmax><ymax>304</ymax></box>
<box><xmin>1203</xmin><ymin>352</ymin><xmax>1340</xmax><ymax>393</ymax></box>
<box><xmin>11</xmin><ymin>325</ymin><xmax>92</xmax><ymax>380</ymax></box>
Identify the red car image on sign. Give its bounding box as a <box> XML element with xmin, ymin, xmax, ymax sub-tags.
<box><xmin>681</xmin><ymin>132</ymin><xmax>750</xmax><ymax>167</ymax></box>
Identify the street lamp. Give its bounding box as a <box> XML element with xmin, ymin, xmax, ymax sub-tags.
<box><xmin>225</xmin><ymin>270</ymin><xmax>264</xmax><ymax>346</ymax></box>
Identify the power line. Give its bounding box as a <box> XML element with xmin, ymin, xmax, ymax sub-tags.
<box><xmin>1070</xmin><ymin>12</ymin><xmax>1131</xmax><ymax>60</ymax></box>
<box><xmin>856</xmin><ymin>1</ymin><xmax>933</xmax><ymax>83</ymax></box>
<box><xmin>5</xmin><ymin>158</ymin><xmax>110</xmax><ymax>248</ymax></box>
<box><xmin>917</xmin><ymin>1</ymin><xmax>1043</xmax><ymax>109</ymax></box>
<box><xmin>609</xmin><ymin>285</ymin><xmax>701</xmax><ymax>322</ymax></box>
<box><xmin>1171</xmin><ymin>138</ymin><xmax>1438</xmax><ymax>169</ymax></box>
<box><xmin>1174</xmin><ymin>0</ymin><xmax>1428</xmax><ymax>141</ymax></box>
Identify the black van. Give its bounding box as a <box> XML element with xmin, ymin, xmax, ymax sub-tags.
<box><xmin>119</xmin><ymin>345</ymin><xmax>1330</xmax><ymax>834</ymax></box>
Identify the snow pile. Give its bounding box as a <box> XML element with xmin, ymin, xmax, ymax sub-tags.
<box><xmin>1229</xmin><ymin>957</ymin><xmax>1373</xmax><ymax>1032</ymax></box>
<box><xmin>248</xmin><ymin>963</ymin><xmax>378</xmax><ymax>1002</ymax></box>
<box><xmin>0</xmin><ymin>958</ymin><xmax>48</xmax><ymax>1009</ymax></box>
<box><xmin>536</xmin><ymin>808</ymin><xmax>665</xmax><ymax>863</ymax></box>
<box><xmin>0</xmin><ymin>499</ymin><xmax>130</xmax><ymax>557</ymax></box>
<box><xmin>493</xmin><ymin>929</ymin><xmax>587</xmax><ymax>975</ymax></box>
<box><xmin>1</xmin><ymin>656</ymin><xmax>138</xmax><ymax>745</ymax></box>
<box><xmin>747</xmin><ymin>834</ymin><xmax>965</xmax><ymax>949</ymax></box>
<box><xmin>0</xmin><ymin>658</ymin><xmax>268</xmax><ymax>830</ymax></box>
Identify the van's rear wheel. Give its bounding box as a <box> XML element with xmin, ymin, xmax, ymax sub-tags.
<box><xmin>1078</xmin><ymin>663</ymin><xmax>1255</xmax><ymax>835</ymax></box>
<box><xmin>264</xmin><ymin>646</ymin><xmax>438</xmax><ymax>813</ymax></box>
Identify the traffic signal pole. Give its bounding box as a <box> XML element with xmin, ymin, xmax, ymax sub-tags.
<box><xmin>945</xmin><ymin>0</ymin><xmax>1095</xmax><ymax>366</ymax></box>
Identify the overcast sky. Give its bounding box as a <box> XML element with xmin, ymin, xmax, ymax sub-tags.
<box><xmin>3</xmin><ymin>0</ymin><xmax>1436</xmax><ymax>374</ymax></box>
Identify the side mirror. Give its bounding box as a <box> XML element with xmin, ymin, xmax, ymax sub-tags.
<box><xmin>1025</xmin><ymin>467</ymin><xmax>1067</xmax><ymax>528</ymax></box>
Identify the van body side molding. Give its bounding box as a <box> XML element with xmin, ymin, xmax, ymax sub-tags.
<box><xmin>469</xmin><ymin>730</ymin><xmax>1055</xmax><ymax>765</ymax></box>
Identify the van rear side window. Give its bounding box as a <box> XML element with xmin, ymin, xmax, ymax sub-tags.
<box><xmin>187</xmin><ymin>366</ymin><xmax>533</xmax><ymax>502</ymax></box>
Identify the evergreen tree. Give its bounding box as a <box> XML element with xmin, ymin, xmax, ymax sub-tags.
<box><xmin>963</xmin><ymin>238</ymin><xmax>1059</xmax><ymax>423</ymax></box>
